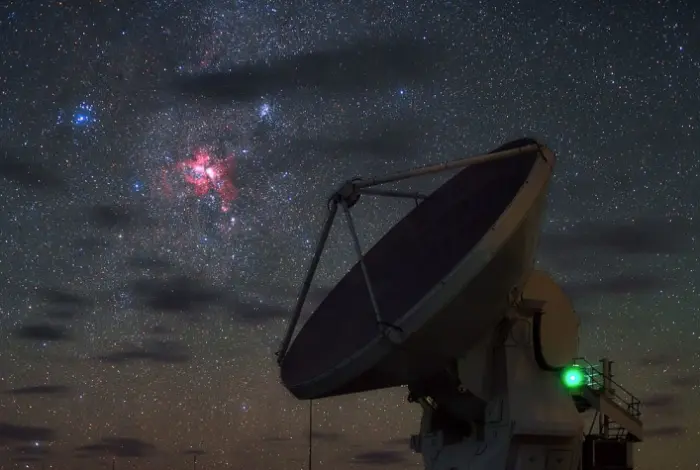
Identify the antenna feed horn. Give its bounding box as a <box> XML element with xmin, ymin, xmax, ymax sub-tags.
<box><xmin>329</xmin><ymin>179</ymin><xmax>362</xmax><ymax>208</ymax></box>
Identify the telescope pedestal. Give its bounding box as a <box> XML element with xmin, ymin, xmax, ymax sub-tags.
<box><xmin>409</xmin><ymin>300</ymin><xmax>583</xmax><ymax>470</ymax></box>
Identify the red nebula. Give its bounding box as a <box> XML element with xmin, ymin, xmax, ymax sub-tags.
<box><xmin>161</xmin><ymin>147</ymin><xmax>239</xmax><ymax>212</ymax></box>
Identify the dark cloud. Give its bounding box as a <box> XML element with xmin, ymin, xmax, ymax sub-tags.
<box><xmin>183</xmin><ymin>449</ymin><xmax>206</xmax><ymax>455</ymax></box>
<box><xmin>172</xmin><ymin>35</ymin><xmax>443</xmax><ymax>102</ymax></box>
<box><xmin>562</xmin><ymin>274</ymin><xmax>666</xmax><ymax>300</ymax></box>
<box><xmin>0</xmin><ymin>423</ymin><xmax>55</xmax><ymax>442</ymax></box>
<box><xmin>229</xmin><ymin>287</ymin><xmax>340</xmax><ymax>324</ymax></box>
<box><xmin>127</xmin><ymin>255</ymin><xmax>173</xmax><ymax>271</ymax></box>
<box><xmin>3</xmin><ymin>385</ymin><xmax>71</xmax><ymax>396</ymax></box>
<box><xmin>288</xmin><ymin>118</ymin><xmax>431</xmax><ymax>160</ymax></box>
<box><xmin>352</xmin><ymin>450</ymin><xmax>406</xmax><ymax>465</ymax></box>
<box><xmin>0</xmin><ymin>148</ymin><xmax>66</xmax><ymax>191</ymax></box>
<box><xmin>76</xmin><ymin>437</ymin><xmax>156</xmax><ymax>458</ymax></box>
<box><xmin>645</xmin><ymin>425</ymin><xmax>686</xmax><ymax>438</ymax></box>
<box><xmin>638</xmin><ymin>353</ymin><xmax>679</xmax><ymax>367</ymax></box>
<box><xmin>670</xmin><ymin>374</ymin><xmax>699</xmax><ymax>388</ymax></box>
<box><xmin>131</xmin><ymin>276</ymin><xmax>317</xmax><ymax>325</ymax></box>
<box><xmin>87</xmin><ymin>203</ymin><xmax>153</xmax><ymax>231</ymax></box>
<box><xmin>149</xmin><ymin>324</ymin><xmax>174</xmax><ymax>335</ymax></box>
<box><xmin>131</xmin><ymin>276</ymin><xmax>224</xmax><ymax>314</ymax></box>
<box><xmin>14</xmin><ymin>323</ymin><xmax>72</xmax><ymax>342</ymax></box>
<box><xmin>540</xmin><ymin>216</ymin><xmax>698</xmax><ymax>256</ymax></box>
<box><xmin>642</xmin><ymin>393</ymin><xmax>679</xmax><ymax>412</ymax></box>
<box><xmin>131</xmin><ymin>275</ymin><xmax>295</xmax><ymax>325</ymax></box>
<box><xmin>98</xmin><ymin>339</ymin><xmax>191</xmax><ymax>365</ymax></box>
<box><xmin>13</xmin><ymin>445</ymin><xmax>50</xmax><ymax>456</ymax></box>
<box><xmin>45</xmin><ymin>309</ymin><xmax>80</xmax><ymax>321</ymax></box>
<box><xmin>38</xmin><ymin>287</ymin><xmax>91</xmax><ymax>306</ymax></box>
<box><xmin>12</xmin><ymin>456</ymin><xmax>42</xmax><ymax>463</ymax></box>
<box><xmin>231</xmin><ymin>299</ymin><xmax>288</xmax><ymax>325</ymax></box>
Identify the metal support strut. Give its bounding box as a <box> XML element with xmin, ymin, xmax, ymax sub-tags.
<box><xmin>340</xmin><ymin>199</ymin><xmax>384</xmax><ymax>326</ymax></box>
<box><xmin>275</xmin><ymin>142</ymin><xmax>541</xmax><ymax>365</ymax></box>
<box><xmin>276</xmin><ymin>200</ymin><xmax>339</xmax><ymax>365</ymax></box>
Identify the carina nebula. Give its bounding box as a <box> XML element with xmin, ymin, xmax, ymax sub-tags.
<box><xmin>154</xmin><ymin>145</ymin><xmax>242</xmax><ymax>242</ymax></box>
<box><xmin>161</xmin><ymin>146</ymin><xmax>239</xmax><ymax>213</ymax></box>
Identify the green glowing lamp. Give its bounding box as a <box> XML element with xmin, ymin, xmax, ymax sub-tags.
<box><xmin>561</xmin><ymin>366</ymin><xmax>585</xmax><ymax>389</ymax></box>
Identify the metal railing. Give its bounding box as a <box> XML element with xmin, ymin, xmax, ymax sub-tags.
<box><xmin>573</xmin><ymin>357</ymin><xmax>642</xmax><ymax>419</ymax></box>
<box><xmin>607</xmin><ymin>422</ymin><xmax>628</xmax><ymax>440</ymax></box>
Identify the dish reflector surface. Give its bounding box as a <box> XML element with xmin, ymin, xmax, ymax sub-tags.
<box><xmin>281</xmin><ymin>138</ymin><xmax>554</xmax><ymax>399</ymax></box>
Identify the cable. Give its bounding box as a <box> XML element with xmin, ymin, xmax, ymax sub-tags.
<box><xmin>308</xmin><ymin>399</ymin><xmax>313</xmax><ymax>470</ymax></box>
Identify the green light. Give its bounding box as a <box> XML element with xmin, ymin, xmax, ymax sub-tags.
<box><xmin>562</xmin><ymin>366</ymin><xmax>585</xmax><ymax>389</ymax></box>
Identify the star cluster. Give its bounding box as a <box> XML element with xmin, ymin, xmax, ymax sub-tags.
<box><xmin>0</xmin><ymin>0</ymin><xmax>699</xmax><ymax>469</ymax></box>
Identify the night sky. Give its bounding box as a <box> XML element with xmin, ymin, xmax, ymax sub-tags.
<box><xmin>0</xmin><ymin>0</ymin><xmax>698</xmax><ymax>469</ymax></box>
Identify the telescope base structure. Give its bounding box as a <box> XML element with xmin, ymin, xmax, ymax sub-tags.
<box><xmin>408</xmin><ymin>301</ymin><xmax>584</xmax><ymax>470</ymax></box>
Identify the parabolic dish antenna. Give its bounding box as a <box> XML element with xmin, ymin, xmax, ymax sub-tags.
<box><xmin>275</xmin><ymin>138</ymin><xmax>644</xmax><ymax>470</ymax></box>
<box><xmin>278</xmin><ymin>138</ymin><xmax>553</xmax><ymax>399</ymax></box>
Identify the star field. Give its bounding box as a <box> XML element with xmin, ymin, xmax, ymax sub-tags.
<box><xmin>0</xmin><ymin>0</ymin><xmax>699</xmax><ymax>469</ymax></box>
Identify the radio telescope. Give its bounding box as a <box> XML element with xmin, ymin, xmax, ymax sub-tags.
<box><xmin>275</xmin><ymin>138</ymin><xmax>644</xmax><ymax>470</ymax></box>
